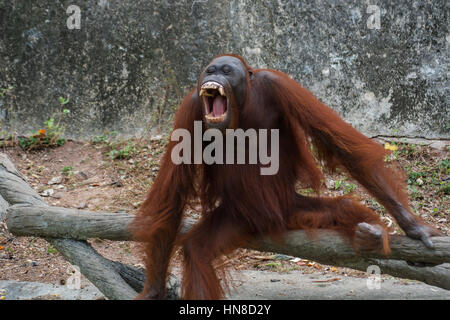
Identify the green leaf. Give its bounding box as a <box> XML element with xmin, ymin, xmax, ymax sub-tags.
<box><xmin>57</xmin><ymin>138</ymin><xmax>66</xmax><ymax>146</ymax></box>
<box><xmin>59</xmin><ymin>96</ymin><xmax>70</xmax><ymax>105</ymax></box>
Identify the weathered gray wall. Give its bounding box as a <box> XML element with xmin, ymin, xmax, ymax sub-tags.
<box><xmin>0</xmin><ymin>0</ymin><xmax>448</xmax><ymax>139</ymax></box>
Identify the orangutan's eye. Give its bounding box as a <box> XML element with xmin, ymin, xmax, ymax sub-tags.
<box><xmin>222</xmin><ymin>65</ymin><xmax>232</xmax><ymax>74</ymax></box>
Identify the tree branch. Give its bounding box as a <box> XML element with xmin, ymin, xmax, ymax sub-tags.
<box><xmin>0</xmin><ymin>153</ymin><xmax>138</xmax><ymax>300</ymax></box>
<box><xmin>49</xmin><ymin>238</ymin><xmax>138</xmax><ymax>300</ymax></box>
<box><xmin>6</xmin><ymin>204</ymin><xmax>450</xmax><ymax>290</ymax></box>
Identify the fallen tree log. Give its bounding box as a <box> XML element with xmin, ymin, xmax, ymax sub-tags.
<box><xmin>6</xmin><ymin>204</ymin><xmax>450</xmax><ymax>265</ymax></box>
<box><xmin>0</xmin><ymin>153</ymin><xmax>137</xmax><ymax>299</ymax></box>
<box><xmin>2</xmin><ymin>152</ymin><xmax>450</xmax><ymax>297</ymax></box>
<box><xmin>6</xmin><ymin>203</ymin><xmax>450</xmax><ymax>290</ymax></box>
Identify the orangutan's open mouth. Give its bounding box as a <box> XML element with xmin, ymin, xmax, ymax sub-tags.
<box><xmin>199</xmin><ymin>81</ymin><xmax>228</xmax><ymax>123</ymax></box>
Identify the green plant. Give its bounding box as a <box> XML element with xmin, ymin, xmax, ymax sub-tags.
<box><xmin>62</xmin><ymin>166</ymin><xmax>74</xmax><ymax>177</ymax></box>
<box><xmin>19</xmin><ymin>136</ymin><xmax>38</xmax><ymax>149</ymax></box>
<box><xmin>59</xmin><ymin>96</ymin><xmax>70</xmax><ymax>105</ymax></box>
<box><xmin>334</xmin><ymin>179</ymin><xmax>343</xmax><ymax>190</ymax></box>
<box><xmin>368</xmin><ymin>199</ymin><xmax>382</xmax><ymax>209</ymax></box>
<box><xmin>440</xmin><ymin>159</ymin><xmax>450</xmax><ymax>175</ymax></box>
<box><xmin>0</xmin><ymin>85</ymin><xmax>13</xmax><ymax>98</ymax></box>
<box><xmin>344</xmin><ymin>183</ymin><xmax>357</xmax><ymax>194</ymax></box>
<box><xmin>265</xmin><ymin>262</ymin><xmax>281</xmax><ymax>268</ymax></box>
<box><xmin>47</xmin><ymin>244</ymin><xmax>58</xmax><ymax>254</ymax></box>
<box><xmin>91</xmin><ymin>131</ymin><xmax>118</xmax><ymax>145</ymax></box>
<box><xmin>439</xmin><ymin>180</ymin><xmax>449</xmax><ymax>195</ymax></box>
<box><xmin>407</xmin><ymin>185</ymin><xmax>424</xmax><ymax>200</ymax></box>
<box><xmin>18</xmin><ymin>96</ymin><xmax>70</xmax><ymax>150</ymax></box>
<box><xmin>408</xmin><ymin>171</ymin><xmax>427</xmax><ymax>185</ymax></box>
<box><xmin>400</xmin><ymin>143</ymin><xmax>419</xmax><ymax>158</ymax></box>
<box><xmin>92</xmin><ymin>134</ymin><xmax>108</xmax><ymax>144</ymax></box>
<box><xmin>107</xmin><ymin>142</ymin><xmax>137</xmax><ymax>160</ymax></box>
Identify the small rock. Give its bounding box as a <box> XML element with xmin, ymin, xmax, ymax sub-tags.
<box><xmin>41</xmin><ymin>189</ymin><xmax>54</xmax><ymax>197</ymax></box>
<box><xmin>326</xmin><ymin>180</ymin><xmax>335</xmax><ymax>189</ymax></box>
<box><xmin>76</xmin><ymin>202</ymin><xmax>87</xmax><ymax>209</ymax></box>
<box><xmin>52</xmin><ymin>192</ymin><xmax>63</xmax><ymax>199</ymax></box>
<box><xmin>150</xmin><ymin>135</ymin><xmax>163</xmax><ymax>141</ymax></box>
<box><xmin>429</xmin><ymin>141</ymin><xmax>448</xmax><ymax>151</ymax></box>
<box><xmin>274</xmin><ymin>254</ymin><xmax>292</xmax><ymax>260</ymax></box>
<box><xmin>133</xmin><ymin>201</ymin><xmax>142</xmax><ymax>208</ymax></box>
<box><xmin>48</xmin><ymin>176</ymin><xmax>62</xmax><ymax>185</ymax></box>
<box><xmin>24</xmin><ymin>259</ymin><xmax>39</xmax><ymax>267</ymax></box>
<box><xmin>416</xmin><ymin>178</ymin><xmax>423</xmax><ymax>185</ymax></box>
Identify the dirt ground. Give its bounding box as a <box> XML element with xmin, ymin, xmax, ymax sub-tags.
<box><xmin>0</xmin><ymin>137</ymin><xmax>448</xmax><ymax>290</ymax></box>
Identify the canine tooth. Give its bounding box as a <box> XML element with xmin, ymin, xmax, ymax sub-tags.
<box><xmin>218</xmin><ymin>87</ymin><xmax>225</xmax><ymax>96</ymax></box>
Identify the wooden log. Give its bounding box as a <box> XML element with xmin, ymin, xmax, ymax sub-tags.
<box><xmin>0</xmin><ymin>194</ymin><xmax>8</xmax><ymax>220</ymax></box>
<box><xmin>7</xmin><ymin>204</ymin><xmax>132</xmax><ymax>240</ymax></box>
<box><xmin>0</xmin><ymin>153</ymin><xmax>138</xmax><ymax>299</ymax></box>
<box><xmin>0</xmin><ymin>154</ymin><xmax>43</xmax><ymax>206</ymax></box>
<box><xmin>6</xmin><ymin>204</ymin><xmax>450</xmax><ymax>290</ymax></box>
<box><xmin>7</xmin><ymin>205</ymin><xmax>450</xmax><ymax>265</ymax></box>
<box><xmin>50</xmin><ymin>238</ymin><xmax>138</xmax><ymax>300</ymax></box>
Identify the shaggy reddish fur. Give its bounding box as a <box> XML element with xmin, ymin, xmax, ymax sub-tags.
<box><xmin>131</xmin><ymin>55</ymin><xmax>434</xmax><ymax>300</ymax></box>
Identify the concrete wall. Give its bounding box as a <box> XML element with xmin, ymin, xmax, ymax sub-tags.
<box><xmin>0</xmin><ymin>0</ymin><xmax>448</xmax><ymax>139</ymax></box>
